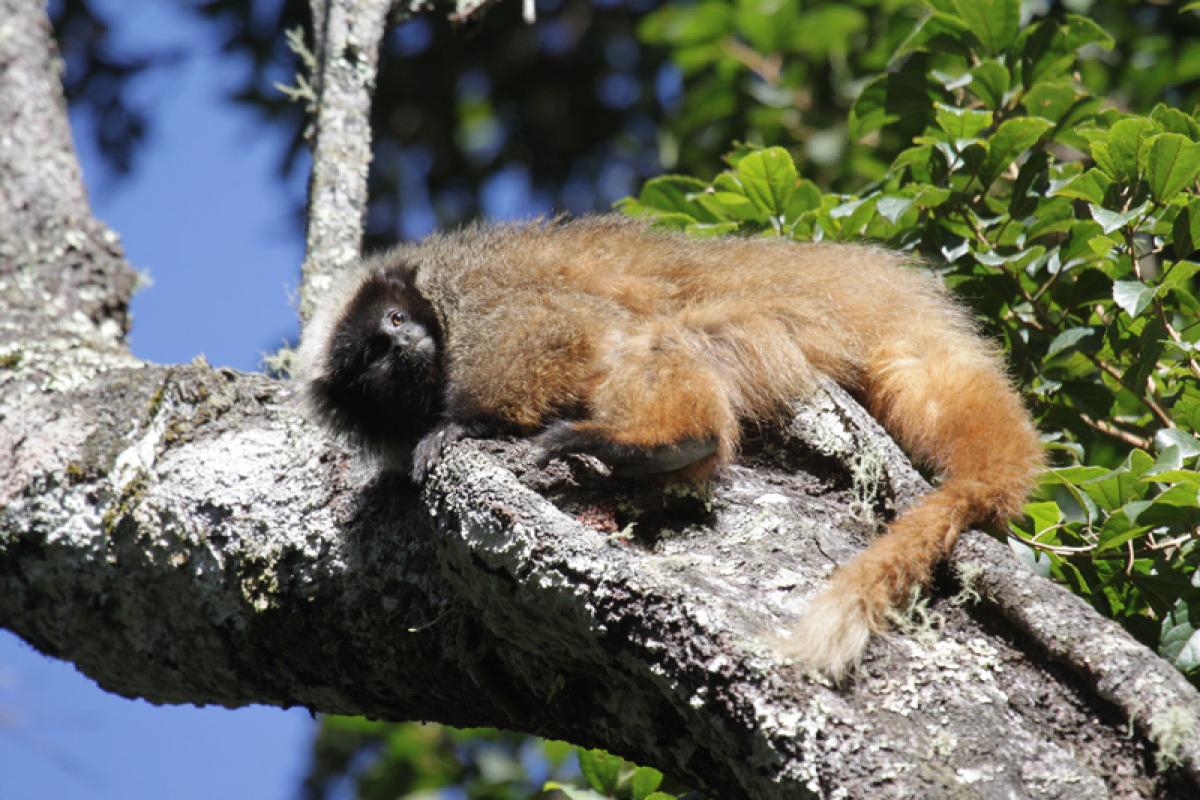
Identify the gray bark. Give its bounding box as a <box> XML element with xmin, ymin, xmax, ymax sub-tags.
<box><xmin>2</xmin><ymin>1</ymin><xmax>1199</xmax><ymax>798</ymax></box>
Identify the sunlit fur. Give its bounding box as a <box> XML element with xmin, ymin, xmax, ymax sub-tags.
<box><xmin>298</xmin><ymin>215</ymin><xmax>1044</xmax><ymax>678</ymax></box>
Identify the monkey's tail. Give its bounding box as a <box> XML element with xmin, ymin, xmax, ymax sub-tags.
<box><xmin>781</xmin><ymin>325</ymin><xmax>1043</xmax><ymax>679</ymax></box>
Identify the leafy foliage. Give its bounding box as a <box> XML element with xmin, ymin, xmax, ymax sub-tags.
<box><xmin>301</xmin><ymin>717</ymin><xmax>578</xmax><ymax>799</ymax></box>
<box><xmin>640</xmin><ymin>0</ymin><xmax>1200</xmax><ymax>195</ymax></box>
<box><xmin>302</xmin><ymin>721</ymin><xmax>689</xmax><ymax>800</ymax></box>
<box><xmin>546</xmin><ymin>748</ymin><xmax>680</xmax><ymax>800</ymax></box>
<box><xmin>623</xmin><ymin>1</ymin><xmax>1200</xmax><ymax>682</ymax></box>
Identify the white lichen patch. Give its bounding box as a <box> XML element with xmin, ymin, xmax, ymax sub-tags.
<box><xmin>459</xmin><ymin>510</ymin><xmax>534</xmax><ymax>569</ymax></box>
<box><xmin>871</xmin><ymin>619</ymin><xmax>1006</xmax><ymax>722</ymax></box>
<box><xmin>955</xmin><ymin>763</ymin><xmax>1000</xmax><ymax>785</ymax></box>
<box><xmin>951</xmin><ymin>560</ymin><xmax>984</xmax><ymax>606</ymax></box>
<box><xmin>728</xmin><ymin>507</ymin><xmax>786</xmax><ymax>544</ymax></box>
<box><xmin>791</xmin><ymin>399</ymin><xmax>855</xmax><ymax>458</ymax></box>
<box><xmin>1149</xmin><ymin>703</ymin><xmax>1198</xmax><ymax>769</ymax></box>
<box><xmin>927</xmin><ymin>726</ymin><xmax>957</xmax><ymax>759</ymax></box>
<box><xmin>111</xmin><ymin>399</ymin><xmax>170</xmax><ymax>494</ymax></box>
<box><xmin>845</xmin><ymin>441</ymin><xmax>887</xmax><ymax>525</ymax></box>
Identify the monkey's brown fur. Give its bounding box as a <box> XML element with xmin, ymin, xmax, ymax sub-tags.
<box><xmin>297</xmin><ymin>215</ymin><xmax>1043</xmax><ymax>678</ymax></box>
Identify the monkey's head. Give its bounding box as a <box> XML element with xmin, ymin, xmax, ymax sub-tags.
<box><xmin>297</xmin><ymin>260</ymin><xmax>444</xmax><ymax>456</ymax></box>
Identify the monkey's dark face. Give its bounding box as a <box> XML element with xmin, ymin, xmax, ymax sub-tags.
<box><xmin>309</xmin><ymin>270</ymin><xmax>443</xmax><ymax>449</ymax></box>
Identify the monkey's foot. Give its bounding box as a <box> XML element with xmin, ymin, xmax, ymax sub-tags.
<box><xmin>533</xmin><ymin>421</ymin><xmax>717</xmax><ymax>477</ymax></box>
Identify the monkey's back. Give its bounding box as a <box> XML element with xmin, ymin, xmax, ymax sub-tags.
<box><xmin>404</xmin><ymin>215</ymin><xmax>982</xmax><ymax>423</ymax></box>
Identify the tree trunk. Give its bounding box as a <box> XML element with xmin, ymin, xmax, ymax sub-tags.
<box><xmin>2</xmin><ymin>2</ymin><xmax>1198</xmax><ymax>797</ymax></box>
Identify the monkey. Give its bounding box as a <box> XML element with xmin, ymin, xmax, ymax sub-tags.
<box><xmin>295</xmin><ymin>215</ymin><xmax>1044</xmax><ymax>679</ymax></box>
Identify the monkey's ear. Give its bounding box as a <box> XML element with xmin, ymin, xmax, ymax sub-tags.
<box><xmin>366</xmin><ymin>247</ymin><xmax>419</xmax><ymax>284</ymax></box>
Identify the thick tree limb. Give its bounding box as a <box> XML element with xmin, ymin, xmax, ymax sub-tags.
<box><xmin>2</xmin><ymin>1</ymin><xmax>1200</xmax><ymax>798</ymax></box>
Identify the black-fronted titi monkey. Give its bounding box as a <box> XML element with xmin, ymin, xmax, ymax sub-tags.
<box><xmin>297</xmin><ymin>215</ymin><xmax>1043</xmax><ymax>678</ymax></box>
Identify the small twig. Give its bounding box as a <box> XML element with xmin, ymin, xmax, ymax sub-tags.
<box><xmin>449</xmin><ymin>0</ymin><xmax>503</xmax><ymax>24</ymax></box>
<box><xmin>1146</xmin><ymin>531</ymin><xmax>1198</xmax><ymax>552</ymax></box>
<box><xmin>1091</xmin><ymin>356</ymin><xmax>1174</xmax><ymax>429</ymax></box>
<box><xmin>1014</xmin><ymin>534</ymin><xmax>1098</xmax><ymax>556</ymax></box>
<box><xmin>1080</xmin><ymin>413</ymin><xmax>1153</xmax><ymax>449</ymax></box>
<box><xmin>1157</xmin><ymin>302</ymin><xmax>1200</xmax><ymax>381</ymax></box>
<box><xmin>721</xmin><ymin>38</ymin><xmax>811</xmax><ymax>111</ymax></box>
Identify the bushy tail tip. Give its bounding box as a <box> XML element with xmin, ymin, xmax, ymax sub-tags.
<box><xmin>778</xmin><ymin>586</ymin><xmax>876</xmax><ymax>681</ymax></box>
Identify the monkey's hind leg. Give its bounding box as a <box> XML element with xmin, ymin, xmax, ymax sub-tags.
<box><xmin>781</xmin><ymin>330</ymin><xmax>1043</xmax><ymax>679</ymax></box>
<box><xmin>535</xmin><ymin>422</ymin><xmax>718</xmax><ymax>476</ymax></box>
<box><xmin>534</xmin><ymin>329</ymin><xmax>737</xmax><ymax>480</ymax></box>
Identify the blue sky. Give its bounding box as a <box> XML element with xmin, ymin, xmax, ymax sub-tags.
<box><xmin>1</xmin><ymin>2</ymin><xmax>315</xmax><ymax>798</ymax></box>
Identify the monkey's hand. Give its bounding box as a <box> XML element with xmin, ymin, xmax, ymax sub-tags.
<box><xmin>411</xmin><ymin>420</ymin><xmax>493</xmax><ymax>483</ymax></box>
<box><xmin>534</xmin><ymin>421</ymin><xmax>717</xmax><ymax>477</ymax></box>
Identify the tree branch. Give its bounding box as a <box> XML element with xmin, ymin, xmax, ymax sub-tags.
<box><xmin>299</xmin><ymin>0</ymin><xmax>392</xmax><ymax>319</ymax></box>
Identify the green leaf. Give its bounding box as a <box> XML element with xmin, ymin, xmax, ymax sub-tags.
<box><xmin>1112</xmin><ymin>280</ymin><xmax>1158</xmax><ymax>318</ymax></box>
<box><xmin>1184</xmin><ymin>2</ymin><xmax>1200</xmax><ymax>13</ymax></box>
<box><xmin>1025</xmin><ymin>501</ymin><xmax>1063</xmax><ymax>535</ymax></box>
<box><xmin>1148</xmin><ymin>446</ymin><xmax>1186</xmax><ymax>477</ymax></box>
<box><xmin>896</xmin><ymin>12</ymin><xmax>972</xmax><ymax>58</ymax></box>
<box><xmin>912</xmin><ymin>185</ymin><xmax>951</xmax><ymax>208</ymax></box>
<box><xmin>1156</xmin><ymin>429</ymin><xmax>1200</xmax><ymax>459</ymax></box>
<box><xmin>1150</xmin><ymin>104</ymin><xmax>1200</xmax><ymax>140</ymax></box>
<box><xmin>735</xmin><ymin>147</ymin><xmax>797</xmax><ymax>218</ymax></box>
<box><xmin>695</xmin><ymin>186</ymin><xmax>762</xmax><ymax>223</ymax></box>
<box><xmin>1163</xmin><ymin>260</ymin><xmax>1200</xmax><ymax>290</ymax></box>
<box><xmin>982</xmin><ymin>117</ymin><xmax>1052</xmax><ymax>183</ymax></box>
<box><xmin>1021</xmin><ymin>81</ymin><xmax>1096</xmax><ymax>129</ymax></box>
<box><xmin>635</xmin><ymin>175</ymin><xmax>712</xmax><ymax>220</ymax></box>
<box><xmin>686</xmin><ymin>221</ymin><xmax>740</xmax><ymax>237</ymax></box>
<box><xmin>1096</xmin><ymin>517</ymin><xmax>1151</xmax><ymax>553</ymax></box>
<box><xmin>638</xmin><ymin>2</ymin><xmax>734</xmax><ymax>45</ymax></box>
<box><xmin>1049</xmin><ymin>168</ymin><xmax>1111</xmax><ymax>205</ymax></box>
<box><xmin>951</xmin><ymin>0</ymin><xmax>1019</xmax><ymax>56</ymax></box>
<box><xmin>1105</xmin><ymin>117</ymin><xmax>1158</xmax><ymax>182</ymax></box>
<box><xmin>970</xmin><ymin>59</ymin><xmax>1010</xmax><ymax>110</ymax></box>
<box><xmin>542</xmin><ymin>784</ymin><xmax>610</xmax><ymax>800</ymax></box>
<box><xmin>1145</xmin><ymin>133</ymin><xmax>1200</xmax><ymax>202</ymax></box>
<box><xmin>1059</xmin><ymin>14</ymin><xmax>1115</xmax><ymax>52</ymax></box>
<box><xmin>1090</xmin><ymin>141</ymin><xmax>1117</xmax><ymax>178</ymax></box>
<box><xmin>1152</xmin><ymin>483</ymin><xmax>1200</xmax><ymax>509</ymax></box>
<box><xmin>1173</xmin><ymin>385</ymin><xmax>1200</xmax><ymax>430</ymax></box>
<box><xmin>876</xmin><ymin>195</ymin><xmax>914</xmax><ymax>223</ymax></box>
<box><xmin>630</xmin><ymin>766</ymin><xmax>664</xmax><ymax>800</ymax></box>
<box><xmin>1145</xmin><ymin>469</ymin><xmax>1200</xmax><ymax>486</ymax></box>
<box><xmin>578</xmin><ymin>748</ymin><xmax>623</xmax><ymax>794</ymax></box>
<box><xmin>1172</xmin><ymin>200</ymin><xmax>1200</xmax><ymax>257</ymax></box>
<box><xmin>935</xmin><ymin>103</ymin><xmax>993</xmax><ymax>142</ymax></box>
<box><xmin>1046</xmin><ymin>327</ymin><xmax>1096</xmax><ymax>359</ymax></box>
<box><xmin>1160</xmin><ymin>592</ymin><xmax>1200</xmax><ymax>674</ymax></box>
<box><xmin>1089</xmin><ymin>201</ymin><xmax>1149</xmax><ymax>235</ymax></box>
<box><xmin>790</xmin><ymin>7</ymin><xmax>868</xmax><ymax>58</ymax></box>
<box><xmin>1080</xmin><ymin>451</ymin><xmax>1154</xmax><ymax>511</ymax></box>
<box><xmin>785</xmin><ymin>179</ymin><xmax>823</xmax><ymax>218</ymax></box>
<box><xmin>1018</xmin><ymin>21</ymin><xmax>1075</xmax><ymax>89</ymax></box>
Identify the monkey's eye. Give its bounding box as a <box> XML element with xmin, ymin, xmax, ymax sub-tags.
<box><xmin>387</xmin><ymin>310</ymin><xmax>409</xmax><ymax>327</ymax></box>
